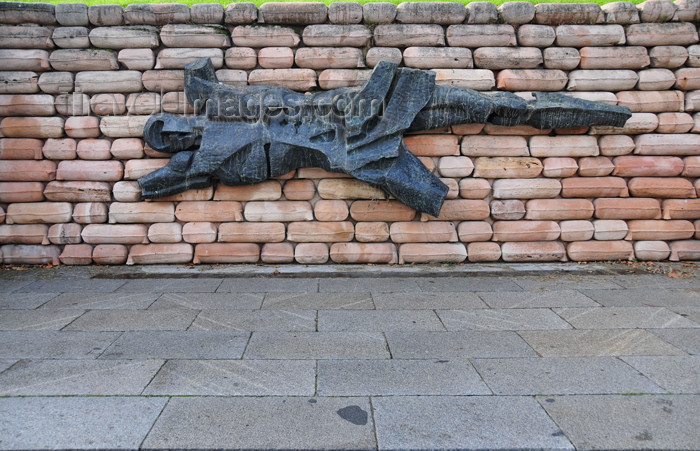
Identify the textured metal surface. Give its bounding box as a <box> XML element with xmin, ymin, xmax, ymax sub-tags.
<box><xmin>139</xmin><ymin>58</ymin><xmax>631</xmax><ymax>216</ymax></box>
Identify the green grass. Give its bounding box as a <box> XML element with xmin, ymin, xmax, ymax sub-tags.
<box><xmin>10</xmin><ymin>0</ymin><xmax>647</xmax><ymax>8</ymax></box>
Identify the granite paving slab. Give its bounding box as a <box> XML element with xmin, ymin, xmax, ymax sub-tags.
<box><xmin>40</xmin><ymin>292</ymin><xmax>160</xmax><ymax>309</ymax></box>
<box><xmin>612</xmin><ymin>274</ymin><xmax>700</xmax><ymax>289</ymax></box>
<box><xmin>244</xmin><ymin>331</ymin><xmax>390</xmax><ymax>359</ymax></box>
<box><xmin>63</xmin><ymin>309</ymin><xmax>197</xmax><ymax>331</ymax></box>
<box><xmin>478</xmin><ymin>289</ymin><xmax>600</xmax><ymax>308</ymax></box>
<box><xmin>0</xmin><ymin>359</ymin><xmax>163</xmax><ymax>395</ymax></box>
<box><xmin>580</xmin><ymin>288</ymin><xmax>700</xmax><ymax>307</ymax></box>
<box><xmin>437</xmin><ymin>308</ymin><xmax>572</xmax><ymax>331</ymax></box>
<box><xmin>0</xmin><ymin>310</ymin><xmax>84</xmax><ymax>330</ymax></box>
<box><xmin>554</xmin><ymin>306</ymin><xmax>699</xmax><ymax>329</ymax></box>
<box><xmin>0</xmin><ymin>360</ymin><xmax>16</xmax><ymax>373</ymax></box>
<box><xmin>649</xmin><ymin>328</ymin><xmax>700</xmax><ymax>355</ymax></box>
<box><xmin>143</xmin><ymin>359</ymin><xmax>316</xmax><ymax>396</ymax></box>
<box><xmin>621</xmin><ymin>356</ymin><xmax>700</xmax><ymax>394</ymax></box>
<box><xmin>20</xmin><ymin>279</ymin><xmax>126</xmax><ymax>293</ymax></box>
<box><xmin>117</xmin><ymin>278</ymin><xmax>223</xmax><ymax>292</ymax></box>
<box><xmin>372</xmin><ymin>291</ymin><xmax>488</xmax><ymax>309</ymax></box>
<box><xmin>149</xmin><ymin>292</ymin><xmax>264</xmax><ymax>309</ymax></box>
<box><xmin>415</xmin><ymin>277</ymin><xmax>523</xmax><ymax>292</ymax></box>
<box><xmin>320</xmin><ymin>277</ymin><xmax>421</xmax><ymax>292</ymax></box>
<box><xmin>189</xmin><ymin>309</ymin><xmax>317</xmax><ymax>331</ymax></box>
<box><xmin>386</xmin><ymin>331</ymin><xmax>538</xmax><ymax>359</ymax></box>
<box><xmin>0</xmin><ymin>331</ymin><xmax>120</xmax><ymax>359</ymax></box>
<box><xmin>519</xmin><ymin>329</ymin><xmax>687</xmax><ymax>357</ymax></box>
<box><xmin>0</xmin><ymin>396</ymin><xmax>167</xmax><ymax>450</ymax></box>
<box><xmin>262</xmin><ymin>292</ymin><xmax>374</xmax><ymax>309</ymax></box>
<box><xmin>538</xmin><ymin>394</ymin><xmax>700</xmax><ymax>450</ymax></box>
<box><xmin>372</xmin><ymin>395</ymin><xmax>573</xmax><ymax>450</ymax></box>
<box><xmin>514</xmin><ymin>276</ymin><xmax>623</xmax><ymax>291</ymax></box>
<box><xmin>0</xmin><ymin>292</ymin><xmax>58</xmax><ymax>309</ymax></box>
<box><xmin>100</xmin><ymin>331</ymin><xmax>249</xmax><ymax>359</ymax></box>
<box><xmin>317</xmin><ymin>310</ymin><xmax>445</xmax><ymax>331</ymax></box>
<box><xmin>671</xmin><ymin>305</ymin><xmax>700</xmax><ymax>324</ymax></box>
<box><xmin>0</xmin><ymin>280</ymin><xmax>32</xmax><ymax>293</ymax></box>
<box><xmin>141</xmin><ymin>396</ymin><xmax>376</xmax><ymax>450</ymax></box>
<box><xmin>317</xmin><ymin>359</ymin><xmax>491</xmax><ymax>396</ymax></box>
<box><xmin>471</xmin><ymin>357</ymin><xmax>664</xmax><ymax>395</ymax></box>
<box><xmin>218</xmin><ymin>278</ymin><xmax>319</xmax><ymax>293</ymax></box>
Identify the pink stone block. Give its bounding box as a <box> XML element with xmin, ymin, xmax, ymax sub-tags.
<box><xmin>0</xmin><ymin>160</ymin><xmax>56</xmax><ymax>181</ymax></box>
<box><xmin>1</xmin><ymin>244</ymin><xmax>60</xmax><ymax>265</ymax></box>
<box><xmin>501</xmin><ymin>241</ymin><xmax>567</xmax><ymax>262</ymax></box>
<box><xmin>525</xmin><ymin>199</ymin><xmax>595</xmax><ymax>220</ymax></box>
<box><xmin>294</xmin><ymin>243</ymin><xmax>329</xmax><ymax>264</ymax></box>
<box><xmin>467</xmin><ymin>242</ymin><xmax>501</xmax><ymax>262</ymax></box>
<box><xmin>567</xmin><ymin>240</ymin><xmax>634</xmax><ymax>261</ymax></box>
<box><xmin>56</xmin><ymin>160</ymin><xmax>123</xmax><ymax>182</ymax></box>
<box><xmin>127</xmin><ymin>243</ymin><xmax>193</xmax><ymax>265</ymax></box>
<box><xmin>390</xmin><ymin>222</ymin><xmax>457</xmax><ymax>243</ymax></box>
<box><xmin>261</xmin><ymin>242</ymin><xmax>294</xmax><ymax>263</ymax></box>
<box><xmin>218</xmin><ymin>222</ymin><xmax>285</xmax><ymax>243</ymax></box>
<box><xmin>182</xmin><ymin>222</ymin><xmax>217</xmax><ymax>244</ymax></box>
<box><xmin>330</xmin><ymin>243</ymin><xmax>396</xmax><ymax>264</ymax></box>
<box><xmin>92</xmin><ymin>244</ymin><xmax>128</xmax><ymax>264</ymax></box>
<box><xmin>399</xmin><ymin>243</ymin><xmax>467</xmax><ymax>263</ymax></box>
<box><xmin>59</xmin><ymin>244</ymin><xmax>92</xmax><ymax>265</ymax></box>
<box><xmin>287</xmin><ymin>221</ymin><xmax>354</xmax><ymax>242</ymax></box>
<box><xmin>493</xmin><ymin>221</ymin><xmax>560</xmax><ymax>242</ymax></box>
<box><xmin>314</xmin><ymin>200</ymin><xmax>349</xmax><ymax>222</ymax></box>
<box><xmin>354</xmin><ymin>222</ymin><xmax>390</xmax><ymax>243</ymax></box>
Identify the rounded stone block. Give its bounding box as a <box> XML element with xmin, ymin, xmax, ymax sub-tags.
<box><xmin>128</xmin><ymin>243</ymin><xmax>193</xmax><ymax>265</ymax></box>
<box><xmin>567</xmin><ymin>240</ymin><xmax>634</xmax><ymax>261</ymax></box>
<box><xmin>330</xmin><ymin>243</ymin><xmax>396</xmax><ymax>264</ymax></box>
<box><xmin>501</xmin><ymin>241</ymin><xmax>567</xmax><ymax>262</ymax></box>
<box><xmin>399</xmin><ymin>243</ymin><xmax>466</xmax><ymax>264</ymax></box>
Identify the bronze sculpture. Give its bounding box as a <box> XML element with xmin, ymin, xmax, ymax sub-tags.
<box><xmin>139</xmin><ymin>58</ymin><xmax>631</xmax><ymax>216</ymax></box>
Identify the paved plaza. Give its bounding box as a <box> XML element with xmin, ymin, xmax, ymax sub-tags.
<box><xmin>0</xmin><ymin>262</ymin><xmax>698</xmax><ymax>450</ymax></box>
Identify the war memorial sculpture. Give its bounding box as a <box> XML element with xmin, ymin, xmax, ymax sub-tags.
<box><xmin>139</xmin><ymin>58</ymin><xmax>632</xmax><ymax>217</ymax></box>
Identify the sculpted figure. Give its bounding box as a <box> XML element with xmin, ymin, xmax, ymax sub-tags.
<box><xmin>139</xmin><ymin>58</ymin><xmax>631</xmax><ymax>216</ymax></box>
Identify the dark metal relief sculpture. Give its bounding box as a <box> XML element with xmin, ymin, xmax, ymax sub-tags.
<box><xmin>139</xmin><ymin>58</ymin><xmax>631</xmax><ymax>217</ymax></box>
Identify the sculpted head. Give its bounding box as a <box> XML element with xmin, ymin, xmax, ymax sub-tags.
<box><xmin>143</xmin><ymin>113</ymin><xmax>202</xmax><ymax>153</ymax></box>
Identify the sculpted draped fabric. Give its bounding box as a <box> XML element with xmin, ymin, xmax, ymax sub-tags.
<box><xmin>139</xmin><ymin>58</ymin><xmax>631</xmax><ymax>217</ymax></box>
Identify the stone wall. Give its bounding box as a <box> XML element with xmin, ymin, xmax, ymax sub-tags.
<box><xmin>1</xmin><ymin>0</ymin><xmax>700</xmax><ymax>265</ymax></box>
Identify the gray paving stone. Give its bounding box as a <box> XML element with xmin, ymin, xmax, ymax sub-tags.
<box><xmin>0</xmin><ymin>360</ymin><xmax>16</xmax><ymax>373</ymax></box>
<box><xmin>0</xmin><ymin>310</ymin><xmax>84</xmax><ymax>330</ymax></box>
<box><xmin>0</xmin><ymin>331</ymin><xmax>120</xmax><ymax>359</ymax></box>
<box><xmin>0</xmin><ymin>280</ymin><xmax>32</xmax><ymax>293</ymax></box>
<box><xmin>318</xmin><ymin>310</ymin><xmax>445</xmax><ymax>331</ymax></box>
<box><xmin>142</xmin><ymin>396</ymin><xmax>376</xmax><ymax>450</ymax></box>
<box><xmin>262</xmin><ymin>292</ymin><xmax>374</xmax><ymax>309</ymax></box>
<box><xmin>437</xmin><ymin>308</ymin><xmax>572</xmax><ymax>331</ymax></box>
<box><xmin>554</xmin><ymin>307</ymin><xmax>700</xmax><ymax>329</ymax></box>
<box><xmin>190</xmin><ymin>309</ymin><xmax>316</xmax><ymax>331</ymax></box>
<box><xmin>41</xmin><ymin>292</ymin><xmax>159</xmax><ymax>309</ymax></box>
<box><xmin>472</xmin><ymin>357</ymin><xmax>664</xmax><ymax>395</ymax></box>
<box><xmin>622</xmin><ymin>356</ymin><xmax>700</xmax><ymax>394</ymax></box>
<box><xmin>218</xmin><ymin>278</ymin><xmax>318</xmax><ymax>293</ymax></box>
<box><xmin>581</xmin><ymin>288</ymin><xmax>700</xmax><ymax>307</ymax></box>
<box><xmin>519</xmin><ymin>329</ymin><xmax>687</xmax><ymax>357</ymax></box>
<box><xmin>650</xmin><ymin>329</ymin><xmax>700</xmax><ymax>355</ymax></box>
<box><xmin>317</xmin><ymin>359</ymin><xmax>491</xmax><ymax>396</ymax></box>
<box><xmin>478</xmin><ymin>289</ymin><xmax>600</xmax><ymax>308</ymax></box>
<box><xmin>117</xmin><ymin>278</ymin><xmax>223</xmax><ymax>292</ymax></box>
<box><xmin>372</xmin><ymin>396</ymin><xmax>573</xmax><ymax>450</ymax></box>
<box><xmin>672</xmin><ymin>305</ymin><xmax>700</xmax><ymax>325</ymax></box>
<box><xmin>100</xmin><ymin>331</ymin><xmax>249</xmax><ymax>359</ymax></box>
<box><xmin>386</xmin><ymin>331</ymin><xmax>538</xmax><ymax>359</ymax></box>
<box><xmin>63</xmin><ymin>309</ymin><xmax>197</xmax><ymax>331</ymax></box>
<box><xmin>20</xmin><ymin>279</ymin><xmax>126</xmax><ymax>293</ymax></box>
<box><xmin>320</xmin><ymin>277</ymin><xmax>420</xmax><ymax>292</ymax></box>
<box><xmin>514</xmin><ymin>276</ymin><xmax>623</xmax><ymax>291</ymax></box>
<box><xmin>0</xmin><ymin>359</ymin><xmax>163</xmax><ymax>395</ymax></box>
<box><xmin>149</xmin><ymin>292</ymin><xmax>264</xmax><ymax>309</ymax></box>
<box><xmin>416</xmin><ymin>277</ymin><xmax>523</xmax><ymax>292</ymax></box>
<box><xmin>372</xmin><ymin>291</ymin><xmax>488</xmax><ymax>309</ymax></box>
<box><xmin>612</xmin><ymin>274</ymin><xmax>700</xmax><ymax>289</ymax></box>
<box><xmin>144</xmin><ymin>359</ymin><xmax>315</xmax><ymax>396</ymax></box>
<box><xmin>0</xmin><ymin>397</ymin><xmax>167</xmax><ymax>450</ymax></box>
<box><xmin>538</xmin><ymin>394</ymin><xmax>700</xmax><ymax>450</ymax></box>
<box><xmin>244</xmin><ymin>332</ymin><xmax>390</xmax><ymax>359</ymax></box>
<box><xmin>0</xmin><ymin>292</ymin><xmax>58</xmax><ymax>309</ymax></box>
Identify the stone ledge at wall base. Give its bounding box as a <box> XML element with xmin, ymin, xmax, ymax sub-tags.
<box><xmin>1</xmin><ymin>1</ymin><xmax>700</xmax><ymax>265</ymax></box>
